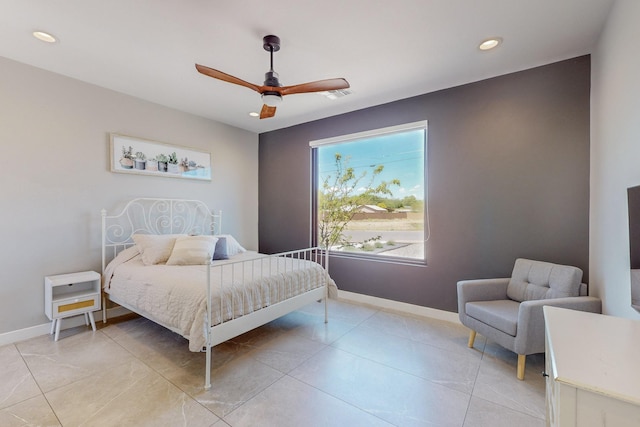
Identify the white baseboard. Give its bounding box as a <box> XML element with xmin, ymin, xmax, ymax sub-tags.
<box><xmin>0</xmin><ymin>323</ymin><xmax>52</xmax><ymax>347</ymax></box>
<box><xmin>0</xmin><ymin>306</ymin><xmax>131</xmax><ymax>347</ymax></box>
<box><xmin>337</xmin><ymin>290</ymin><xmax>461</xmax><ymax>324</ymax></box>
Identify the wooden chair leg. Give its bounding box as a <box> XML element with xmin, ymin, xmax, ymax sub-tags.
<box><xmin>468</xmin><ymin>330</ymin><xmax>477</xmax><ymax>348</ymax></box>
<box><xmin>517</xmin><ymin>354</ymin><xmax>526</xmax><ymax>380</ymax></box>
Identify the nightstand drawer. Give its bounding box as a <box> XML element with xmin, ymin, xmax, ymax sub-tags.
<box><xmin>52</xmin><ymin>294</ymin><xmax>100</xmax><ymax>318</ymax></box>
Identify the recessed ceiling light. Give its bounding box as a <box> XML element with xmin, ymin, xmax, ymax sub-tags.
<box><xmin>249</xmin><ymin>112</ymin><xmax>259</xmax><ymax>117</ymax></box>
<box><xmin>479</xmin><ymin>37</ymin><xmax>502</xmax><ymax>51</ymax></box>
<box><xmin>33</xmin><ymin>31</ymin><xmax>57</xmax><ymax>43</ymax></box>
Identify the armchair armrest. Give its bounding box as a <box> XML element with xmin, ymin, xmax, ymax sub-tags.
<box><xmin>533</xmin><ymin>296</ymin><xmax>601</xmax><ymax>313</ymax></box>
<box><xmin>457</xmin><ymin>278</ymin><xmax>510</xmax><ymax>316</ymax></box>
<box><xmin>515</xmin><ymin>296</ymin><xmax>602</xmax><ymax>355</ymax></box>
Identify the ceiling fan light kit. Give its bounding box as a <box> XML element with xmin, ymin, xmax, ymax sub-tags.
<box><xmin>195</xmin><ymin>34</ymin><xmax>349</xmax><ymax>119</ymax></box>
<box><xmin>262</xmin><ymin>92</ymin><xmax>282</xmax><ymax>106</ymax></box>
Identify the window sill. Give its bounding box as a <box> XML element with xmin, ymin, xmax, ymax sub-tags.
<box><xmin>327</xmin><ymin>250</ymin><xmax>427</xmax><ymax>267</ymax></box>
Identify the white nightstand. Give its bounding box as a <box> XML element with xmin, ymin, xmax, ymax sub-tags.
<box><xmin>44</xmin><ymin>271</ymin><xmax>101</xmax><ymax>341</ymax></box>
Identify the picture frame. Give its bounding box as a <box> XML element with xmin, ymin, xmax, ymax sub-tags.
<box><xmin>110</xmin><ymin>133</ymin><xmax>211</xmax><ymax>181</ymax></box>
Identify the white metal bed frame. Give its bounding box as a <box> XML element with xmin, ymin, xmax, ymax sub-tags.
<box><xmin>101</xmin><ymin>198</ymin><xmax>329</xmax><ymax>389</ymax></box>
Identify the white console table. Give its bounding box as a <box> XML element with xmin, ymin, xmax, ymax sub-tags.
<box><xmin>544</xmin><ymin>306</ymin><xmax>640</xmax><ymax>426</ymax></box>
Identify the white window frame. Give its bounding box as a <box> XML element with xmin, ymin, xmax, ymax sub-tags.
<box><xmin>309</xmin><ymin>120</ymin><xmax>429</xmax><ymax>264</ymax></box>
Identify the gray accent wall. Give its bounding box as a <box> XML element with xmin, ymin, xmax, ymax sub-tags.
<box><xmin>259</xmin><ymin>56</ymin><xmax>591</xmax><ymax>313</ymax></box>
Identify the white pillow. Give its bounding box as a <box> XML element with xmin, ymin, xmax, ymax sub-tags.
<box><xmin>214</xmin><ymin>234</ymin><xmax>246</xmax><ymax>257</ymax></box>
<box><xmin>132</xmin><ymin>234</ymin><xmax>182</xmax><ymax>265</ymax></box>
<box><xmin>166</xmin><ymin>235</ymin><xmax>218</xmax><ymax>265</ymax></box>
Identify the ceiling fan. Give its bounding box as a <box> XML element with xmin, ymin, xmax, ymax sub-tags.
<box><xmin>195</xmin><ymin>35</ymin><xmax>350</xmax><ymax>119</ymax></box>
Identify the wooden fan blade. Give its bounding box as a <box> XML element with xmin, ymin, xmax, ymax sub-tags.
<box><xmin>279</xmin><ymin>78</ymin><xmax>350</xmax><ymax>96</ymax></box>
<box><xmin>260</xmin><ymin>104</ymin><xmax>277</xmax><ymax>119</ymax></box>
<box><xmin>195</xmin><ymin>64</ymin><xmax>261</xmax><ymax>93</ymax></box>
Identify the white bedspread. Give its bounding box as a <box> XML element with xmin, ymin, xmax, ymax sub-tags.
<box><xmin>104</xmin><ymin>249</ymin><xmax>337</xmax><ymax>351</ymax></box>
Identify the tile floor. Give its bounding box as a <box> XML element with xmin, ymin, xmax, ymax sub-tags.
<box><xmin>0</xmin><ymin>299</ymin><xmax>546</xmax><ymax>426</ymax></box>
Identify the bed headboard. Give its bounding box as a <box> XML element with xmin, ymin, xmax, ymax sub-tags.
<box><xmin>101</xmin><ymin>198</ymin><xmax>221</xmax><ymax>270</ymax></box>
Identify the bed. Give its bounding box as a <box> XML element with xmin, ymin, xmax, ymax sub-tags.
<box><xmin>101</xmin><ymin>198</ymin><xmax>337</xmax><ymax>389</ymax></box>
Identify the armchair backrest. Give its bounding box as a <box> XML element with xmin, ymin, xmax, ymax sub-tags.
<box><xmin>579</xmin><ymin>283</ymin><xmax>588</xmax><ymax>296</ymax></box>
<box><xmin>507</xmin><ymin>258</ymin><xmax>583</xmax><ymax>302</ymax></box>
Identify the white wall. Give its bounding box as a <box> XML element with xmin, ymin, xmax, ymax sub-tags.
<box><xmin>590</xmin><ymin>0</ymin><xmax>640</xmax><ymax>317</ymax></box>
<box><xmin>0</xmin><ymin>57</ymin><xmax>258</xmax><ymax>334</ymax></box>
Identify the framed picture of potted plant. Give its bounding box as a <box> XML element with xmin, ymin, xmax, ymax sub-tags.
<box><xmin>109</xmin><ymin>133</ymin><xmax>211</xmax><ymax>181</ymax></box>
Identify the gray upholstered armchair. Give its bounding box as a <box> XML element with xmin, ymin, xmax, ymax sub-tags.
<box><xmin>457</xmin><ymin>258</ymin><xmax>601</xmax><ymax>380</ymax></box>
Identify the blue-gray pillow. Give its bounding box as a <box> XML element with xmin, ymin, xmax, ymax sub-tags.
<box><xmin>212</xmin><ymin>236</ymin><xmax>229</xmax><ymax>260</ymax></box>
<box><xmin>213</xmin><ymin>234</ymin><xmax>246</xmax><ymax>256</ymax></box>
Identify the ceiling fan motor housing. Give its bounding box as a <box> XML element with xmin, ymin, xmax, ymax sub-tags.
<box><xmin>264</xmin><ymin>71</ymin><xmax>281</xmax><ymax>87</ymax></box>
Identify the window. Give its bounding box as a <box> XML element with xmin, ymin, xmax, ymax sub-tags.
<box><xmin>310</xmin><ymin>121</ymin><xmax>427</xmax><ymax>262</ymax></box>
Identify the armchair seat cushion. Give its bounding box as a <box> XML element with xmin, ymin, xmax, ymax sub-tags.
<box><xmin>466</xmin><ymin>299</ymin><xmax>520</xmax><ymax>337</ymax></box>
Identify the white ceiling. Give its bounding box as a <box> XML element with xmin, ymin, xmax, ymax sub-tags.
<box><xmin>1</xmin><ymin>0</ymin><xmax>614</xmax><ymax>134</ymax></box>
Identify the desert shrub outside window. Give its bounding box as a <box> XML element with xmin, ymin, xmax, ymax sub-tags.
<box><xmin>310</xmin><ymin>121</ymin><xmax>427</xmax><ymax>263</ymax></box>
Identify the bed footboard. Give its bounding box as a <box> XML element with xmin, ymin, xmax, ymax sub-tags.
<box><xmin>203</xmin><ymin>247</ymin><xmax>331</xmax><ymax>390</ymax></box>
